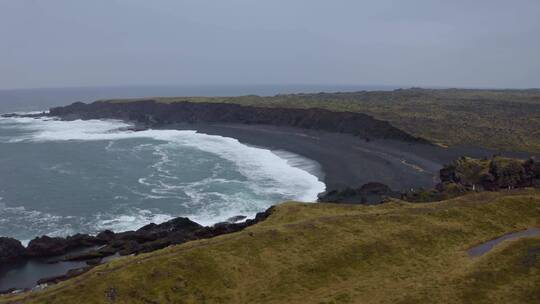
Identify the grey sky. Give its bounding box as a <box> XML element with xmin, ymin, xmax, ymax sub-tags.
<box><xmin>1</xmin><ymin>0</ymin><xmax>539</xmax><ymax>90</ymax></box>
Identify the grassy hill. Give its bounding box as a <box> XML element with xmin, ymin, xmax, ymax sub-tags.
<box><xmin>3</xmin><ymin>189</ymin><xmax>539</xmax><ymax>304</ymax></box>
<box><xmin>106</xmin><ymin>88</ymin><xmax>540</xmax><ymax>153</ymax></box>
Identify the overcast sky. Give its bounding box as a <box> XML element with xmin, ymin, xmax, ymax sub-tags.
<box><xmin>1</xmin><ymin>0</ymin><xmax>539</xmax><ymax>90</ymax></box>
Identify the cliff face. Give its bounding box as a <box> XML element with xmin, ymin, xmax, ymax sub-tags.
<box><xmin>49</xmin><ymin>100</ymin><xmax>428</xmax><ymax>142</ymax></box>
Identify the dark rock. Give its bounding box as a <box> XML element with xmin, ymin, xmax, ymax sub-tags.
<box><xmin>36</xmin><ymin>267</ymin><xmax>92</xmax><ymax>285</ymax></box>
<box><xmin>26</xmin><ymin>236</ymin><xmax>70</xmax><ymax>257</ymax></box>
<box><xmin>96</xmin><ymin>230</ymin><xmax>115</xmax><ymax>242</ymax></box>
<box><xmin>126</xmin><ymin>126</ymin><xmax>148</xmax><ymax>132</ymax></box>
<box><xmin>3</xmin><ymin>206</ymin><xmax>276</xmax><ymax>289</ymax></box>
<box><xmin>0</xmin><ymin>237</ymin><xmax>26</xmax><ymax>263</ymax></box>
<box><xmin>439</xmin><ymin>164</ymin><xmax>457</xmax><ymax>183</ymax></box>
<box><xmin>85</xmin><ymin>258</ymin><xmax>102</xmax><ymax>266</ymax></box>
<box><xmin>226</xmin><ymin>215</ymin><xmax>247</xmax><ymax>223</ymax></box>
<box><xmin>97</xmin><ymin>245</ymin><xmax>118</xmax><ymax>257</ymax></box>
<box><xmin>49</xmin><ymin>100</ymin><xmax>428</xmax><ymax>143</ymax></box>
<box><xmin>60</xmin><ymin>208</ymin><xmax>274</xmax><ymax>265</ymax></box>
<box><xmin>138</xmin><ymin>238</ymin><xmax>172</xmax><ymax>254</ymax></box>
<box><xmin>118</xmin><ymin>240</ymin><xmax>142</xmax><ymax>256</ymax></box>
<box><xmin>213</xmin><ymin>215</ymin><xmax>248</xmax><ymax>227</ymax></box>
<box><xmin>26</xmin><ymin>234</ymin><xmax>105</xmax><ymax>258</ymax></box>
<box><xmin>63</xmin><ymin>250</ymin><xmax>105</xmax><ymax>262</ymax></box>
<box><xmin>138</xmin><ymin>216</ymin><xmax>202</xmax><ymax>234</ymax></box>
<box><xmin>66</xmin><ymin>233</ymin><xmax>106</xmax><ymax>247</ymax></box>
<box><xmin>254</xmin><ymin>206</ymin><xmax>275</xmax><ymax>222</ymax></box>
<box><xmin>406</xmin><ymin>156</ymin><xmax>540</xmax><ymax>202</ymax></box>
<box><xmin>488</xmin><ymin>158</ymin><xmax>527</xmax><ymax>190</ymax></box>
<box><xmin>115</xmin><ymin>231</ymin><xmax>159</xmax><ymax>243</ymax></box>
<box><xmin>438</xmin><ymin>156</ymin><xmax>540</xmax><ymax>192</ymax></box>
<box><xmin>318</xmin><ymin>182</ymin><xmax>400</xmax><ymax>204</ymax></box>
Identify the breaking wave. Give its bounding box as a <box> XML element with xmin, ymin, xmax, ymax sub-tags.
<box><xmin>0</xmin><ymin>115</ymin><xmax>325</xmax><ymax>239</ymax></box>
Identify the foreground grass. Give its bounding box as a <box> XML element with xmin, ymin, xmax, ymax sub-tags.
<box><xmin>3</xmin><ymin>189</ymin><xmax>539</xmax><ymax>303</ymax></box>
<box><xmin>106</xmin><ymin>88</ymin><xmax>540</xmax><ymax>153</ymax></box>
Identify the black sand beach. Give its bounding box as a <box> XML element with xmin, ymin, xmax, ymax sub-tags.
<box><xmin>49</xmin><ymin>99</ymin><xmax>537</xmax><ymax>192</ymax></box>
<box><xmin>165</xmin><ymin>123</ymin><xmax>531</xmax><ymax>192</ymax></box>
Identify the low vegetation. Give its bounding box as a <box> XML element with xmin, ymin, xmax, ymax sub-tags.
<box><xmin>3</xmin><ymin>189</ymin><xmax>539</xmax><ymax>303</ymax></box>
<box><xmin>404</xmin><ymin>156</ymin><xmax>540</xmax><ymax>202</ymax></box>
<box><xmin>107</xmin><ymin>88</ymin><xmax>540</xmax><ymax>153</ymax></box>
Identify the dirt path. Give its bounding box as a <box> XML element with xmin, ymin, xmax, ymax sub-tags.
<box><xmin>468</xmin><ymin>227</ymin><xmax>540</xmax><ymax>257</ymax></box>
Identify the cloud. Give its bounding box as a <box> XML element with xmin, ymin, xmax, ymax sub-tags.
<box><xmin>0</xmin><ymin>0</ymin><xmax>539</xmax><ymax>89</ymax></box>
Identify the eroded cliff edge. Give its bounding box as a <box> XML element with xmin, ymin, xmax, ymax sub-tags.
<box><xmin>49</xmin><ymin>100</ymin><xmax>428</xmax><ymax>143</ymax></box>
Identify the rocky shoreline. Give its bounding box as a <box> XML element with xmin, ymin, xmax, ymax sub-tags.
<box><xmin>48</xmin><ymin>100</ymin><xmax>428</xmax><ymax>143</ymax></box>
<box><xmin>0</xmin><ymin>208</ymin><xmax>273</xmax><ymax>293</ymax></box>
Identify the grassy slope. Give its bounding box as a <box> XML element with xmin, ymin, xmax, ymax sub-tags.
<box><xmin>4</xmin><ymin>190</ymin><xmax>539</xmax><ymax>304</ymax></box>
<box><xmin>107</xmin><ymin>88</ymin><xmax>540</xmax><ymax>153</ymax></box>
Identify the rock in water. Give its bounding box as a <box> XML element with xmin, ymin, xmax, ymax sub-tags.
<box><xmin>137</xmin><ymin>217</ymin><xmax>203</xmax><ymax>234</ymax></box>
<box><xmin>26</xmin><ymin>236</ymin><xmax>71</xmax><ymax>257</ymax></box>
<box><xmin>26</xmin><ymin>234</ymin><xmax>105</xmax><ymax>257</ymax></box>
<box><xmin>226</xmin><ymin>215</ymin><xmax>247</xmax><ymax>223</ymax></box>
<box><xmin>0</xmin><ymin>237</ymin><xmax>26</xmax><ymax>263</ymax></box>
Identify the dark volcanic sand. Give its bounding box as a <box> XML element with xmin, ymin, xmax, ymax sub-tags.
<box><xmin>163</xmin><ymin>123</ymin><xmax>535</xmax><ymax>192</ymax></box>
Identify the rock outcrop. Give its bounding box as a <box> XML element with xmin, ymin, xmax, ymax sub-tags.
<box><xmin>318</xmin><ymin>182</ymin><xmax>401</xmax><ymax>204</ymax></box>
<box><xmin>438</xmin><ymin>156</ymin><xmax>539</xmax><ymax>190</ymax></box>
<box><xmin>69</xmin><ymin>208</ymin><xmax>273</xmax><ymax>260</ymax></box>
<box><xmin>0</xmin><ymin>206</ymin><xmax>274</xmax><ymax>292</ymax></box>
<box><xmin>405</xmin><ymin>156</ymin><xmax>540</xmax><ymax>202</ymax></box>
<box><xmin>0</xmin><ymin>237</ymin><xmax>26</xmax><ymax>263</ymax></box>
<box><xmin>26</xmin><ymin>234</ymin><xmax>106</xmax><ymax>257</ymax></box>
<box><xmin>48</xmin><ymin>100</ymin><xmax>428</xmax><ymax>143</ymax></box>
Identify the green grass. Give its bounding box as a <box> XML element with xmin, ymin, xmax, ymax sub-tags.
<box><xmin>104</xmin><ymin>88</ymin><xmax>540</xmax><ymax>153</ymax></box>
<box><xmin>3</xmin><ymin>189</ymin><xmax>539</xmax><ymax>303</ymax></box>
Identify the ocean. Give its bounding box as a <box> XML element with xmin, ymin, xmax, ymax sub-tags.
<box><xmin>0</xmin><ymin>115</ymin><xmax>327</xmax><ymax>244</ymax></box>
<box><xmin>0</xmin><ymin>85</ymin><xmax>377</xmax><ymax>244</ymax></box>
<box><xmin>0</xmin><ymin>84</ymin><xmax>397</xmax><ymax>113</ymax></box>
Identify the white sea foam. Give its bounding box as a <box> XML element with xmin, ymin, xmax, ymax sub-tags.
<box><xmin>0</xmin><ymin>115</ymin><xmax>326</xmax><ymax>234</ymax></box>
<box><xmin>0</xmin><ymin>201</ymin><xmax>76</xmax><ymax>246</ymax></box>
<box><xmin>0</xmin><ymin>201</ymin><xmax>176</xmax><ymax>245</ymax></box>
<box><xmin>94</xmin><ymin>209</ymin><xmax>175</xmax><ymax>233</ymax></box>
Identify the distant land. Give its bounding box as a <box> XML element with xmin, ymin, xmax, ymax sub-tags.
<box><xmin>0</xmin><ymin>84</ymin><xmax>399</xmax><ymax>113</ymax></box>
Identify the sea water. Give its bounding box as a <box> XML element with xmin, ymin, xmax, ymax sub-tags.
<box><xmin>0</xmin><ymin>115</ymin><xmax>325</xmax><ymax>244</ymax></box>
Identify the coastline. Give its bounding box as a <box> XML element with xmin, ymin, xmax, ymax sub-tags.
<box><xmin>1</xmin><ymin>113</ymin><xmax>538</xmax><ymax>293</ymax></box>
<box><xmin>161</xmin><ymin>123</ymin><xmax>527</xmax><ymax>191</ymax></box>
